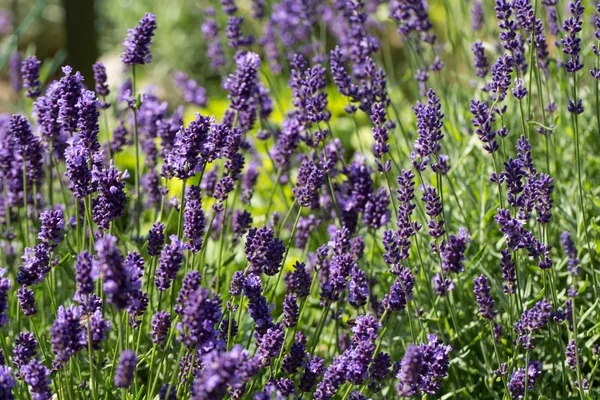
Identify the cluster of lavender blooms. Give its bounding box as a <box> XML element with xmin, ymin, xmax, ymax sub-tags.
<box><xmin>1</xmin><ymin>0</ymin><xmax>600</xmax><ymax>398</ymax></box>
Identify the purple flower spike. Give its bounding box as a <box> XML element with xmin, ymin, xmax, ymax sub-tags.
<box><xmin>51</xmin><ymin>305</ymin><xmax>86</xmax><ymax>364</ymax></box>
<box><xmin>156</xmin><ymin>235</ymin><xmax>185</xmax><ymax>291</ymax></box>
<box><xmin>151</xmin><ymin>311</ymin><xmax>171</xmax><ymax>345</ymax></box>
<box><xmin>114</xmin><ymin>350</ymin><xmax>137</xmax><ymax>388</ymax></box>
<box><xmin>245</xmin><ymin>226</ymin><xmax>285</xmax><ymax>276</ymax></box>
<box><xmin>183</xmin><ymin>186</ymin><xmax>206</xmax><ymax>253</ymax></box>
<box><xmin>561</xmin><ymin>232</ymin><xmax>580</xmax><ymax>275</ymax></box>
<box><xmin>21</xmin><ymin>56</ymin><xmax>41</xmax><ymax>98</ymax></box>
<box><xmin>17</xmin><ymin>285</ymin><xmax>36</xmax><ymax>316</ymax></box>
<box><xmin>472</xmin><ymin>42</ymin><xmax>489</xmax><ymax>78</ymax></box>
<box><xmin>94</xmin><ymin>235</ymin><xmax>134</xmax><ymax>310</ymax></box>
<box><xmin>91</xmin><ymin>162</ymin><xmax>129</xmax><ymax>230</ymax></box>
<box><xmin>21</xmin><ymin>359</ymin><xmax>52</xmax><ymax>400</ymax></box>
<box><xmin>38</xmin><ymin>209</ymin><xmax>64</xmax><ymax>251</ymax></box>
<box><xmin>0</xmin><ymin>269</ymin><xmax>10</xmax><ymax>326</ymax></box>
<box><xmin>121</xmin><ymin>13</ymin><xmax>157</xmax><ymax>65</ymax></box>
<box><xmin>92</xmin><ymin>62</ymin><xmax>110</xmax><ymax>97</ymax></box>
<box><xmin>148</xmin><ymin>222</ymin><xmax>166</xmax><ymax>257</ymax></box>
<box><xmin>474</xmin><ymin>274</ymin><xmax>497</xmax><ymax>320</ymax></box>
<box><xmin>0</xmin><ymin>365</ymin><xmax>15</xmax><ymax>399</ymax></box>
<box><xmin>13</xmin><ymin>332</ymin><xmax>38</xmax><ymax>369</ymax></box>
<box><xmin>293</xmin><ymin>158</ymin><xmax>325</xmax><ymax>208</ymax></box>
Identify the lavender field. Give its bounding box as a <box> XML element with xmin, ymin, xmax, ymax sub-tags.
<box><xmin>1</xmin><ymin>0</ymin><xmax>599</xmax><ymax>398</ymax></box>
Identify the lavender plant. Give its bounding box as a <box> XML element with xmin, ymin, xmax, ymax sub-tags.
<box><xmin>2</xmin><ymin>0</ymin><xmax>600</xmax><ymax>398</ymax></box>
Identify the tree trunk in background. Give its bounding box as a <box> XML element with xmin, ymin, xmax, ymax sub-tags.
<box><xmin>62</xmin><ymin>0</ymin><xmax>98</xmax><ymax>82</ymax></box>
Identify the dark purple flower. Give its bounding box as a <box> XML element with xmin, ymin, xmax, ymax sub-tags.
<box><xmin>472</xmin><ymin>41</ymin><xmax>489</xmax><ymax>78</ymax></box>
<box><xmin>202</xmin><ymin>19</ymin><xmax>225</xmax><ymax>71</ymax></box>
<box><xmin>390</xmin><ymin>0</ymin><xmax>435</xmax><ymax>43</ymax></box>
<box><xmin>244</xmin><ymin>226</ymin><xmax>285</xmax><ymax>276</ymax></box>
<box><xmin>57</xmin><ymin>66</ymin><xmax>84</xmax><ymax>134</ymax></box>
<box><xmin>229</xmin><ymin>271</ymin><xmax>246</xmax><ymax>297</ymax></box>
<box><xmin>94</xmin><ymin>235</ymin><xmax>134</xmax><ymax>309</ymax></box>
<box><xmin>500</xmin><ymin>248</ymin><xmax>516</xmax><ymax>294</ymax></box>
<box><xmin>176</xmin><ymin>286</ymin><xmax>222</xmax><ymax>350</ymax></box>
<box><xmin>300</xmin><ymin>355</ymin><xmax>325</xmax><ymax>392</ymax></box>
<box><xmin>114</xmin><ymin>350</ymin><xmax>137</xmax><ymax>388</ymax></box>
<box><xmin>515</xmin><ymin>298</ymin><xmax>552</xmax><ymax>349</ymax></box>
<box><xmin>21</xmin><ymin>358</ymin><xmax>52</xmax><ymax>400</ymax></box>
<box><xmin>472</xmin><ymin>1</ymin><xmax>484</xmax><ymax>31</ymax></box>
<box><xmin>223</xmin><ymin>51</ymin><xmax>260</xmax><ymax>120</ymax></box>
<box><xmin>507</xmin><ymin>360</ymin><xmax>543</xmax><ymax>399</ymax></box>
<box><xmin>93</xmin><ymin>62</ymin><xmax>110</xmax><ymax>98</ymax></box>
<box><xmin>283</xmin><ymin>294</ymin><xmax>299</xmax><ymax>328</ymax></box>
<box><xmin>64</xmin><ymin>140</ymin><xmax>94</xmax><ymax>198</ymax></box>
<box><xmin>474</xmin><ymin>274</ymin><xmax>497</xmax><ymax>320</ymax></box>
<box><xmin>397</xmin><ymin>335</ymin><xmax>452</xmax><ymax>396</ymax></box>
<box><xmin>282</xmin><ymin>332</ymin><xmax>307</xmax><ymax>375</ymax></box>
<box><xmin>110</xmin><ymin>120</ymin><xmax>130</xmax><ymax>154</ymax></box>
<box><xmin>0</xmin><ymin>269</ymin><xmax>10</xmax><ymax>326</ymax></box>
<box><xmin>383</xmin><ymin>267</ymin><xmax>415</xmax><ymax>311</ymax></box>
<box><xmin>76</xmin><ymin>90</ymin><xmax>101</xmax><ymax>154</ymax></box>
<box><xmin>561</xmin><ymin>1</ymin><xmax>584</xmax><ymax>74</ymax></box>
<box><xmin>470</xmin><ymin>99</ymin><xmax>499</xmax><ymax>153</ymax></box>
<box><xmin>88</xmin><ymin>310</ymin><xmax>110</xmax><ymax>349</ymax></box>
<box><xmin>0</xmin><ymin>365</ymin><xmax>15</xmax><ymax>399</ymax></box>
<box><xmin>397</xmin><ymin>344</ymin><xmax>423</xmax><ymax>397</ymax></box>
<box><xmin>561</xmin><ymin>232</ymin><xmax>579</xmax><ymax>275</ymax></box>
<box><xmin>362</xmin><ymin>188</ymin><xmax>390</xmax><ymax>229</ymax></box>
<box><xmin>73</xmin><ymin>251</ymin><xmax>94</xmax><ymax>302</ymax></box>
<box><xmin>412</xmin><ymin>89</ymin><xmax>443</xmax><ymax>171</ymax></box>
<box><xmin>421</xmin><ymin>186</ymin><xmax>445</xmax><ymax>246</ymax></box>
<box><xmin>9</xmin><ymin>114</ymin><xmax>44</xmax><ymax>185</ymax></box>
<box><xmin>147</xmin><ymin>222</ymin><xmax>166</xmax><ymax>257</ymax></box>
<box><xmin>13</xmin><ymin>332</ymin><xmax>38</xmax><ymax>369</ymax></box>
<box><xmin>92</xmin><ymin>162</ymin><xmax>129</xmax><ymax>230</ymax></box>
<box><xmin>294</xmin><ymin>158</ymin><xmax>325</xmax><ymax>208</ymax></box>
<box><xmin>9</xmin><ymin>51</ymin><xmax>21</xmax><ymax>93</ymax></box>
<box><xmin>256</xmin><ymin>323</ymin><xmax>285</xmax><ymax>366</ymax></box>
<box><xmin>163</xmin><ymin>113</ymin><xmax>211</xmax><ymax>180</ymax></box>
<box><xmin>348</xmin><ymin>266</ymin><xmax>370</xmax><ymax>308</ymax></box>
<box><xmin>183</xmin><ymin>186</ymin><xmax>206</xmax><ymax>253</ymax></box>
<box><xmin>514</xmin><ymin>0</ymin><xmax>535</xmax><ymax>32</ymax></box>
<box><xmin>191</xmin><ymin>346</ymin><xmax>259</xmax><ymax>400</ymax></box>
<box><xmin>121</xmin><ymin>13</ymin><xmax>157</xmax><ymax>65</ymax></box>
<box><xmin>511</xmin><ymin>78</ymin><xmax>528</xmax><ymax>100</ymax></box>
<box><xmin>51</xmin><ymin>305</ymin><xmax>86</xmax><ymax>364</ymax></box>
<box><xmin>38</xmin><ymin>209</ymin><xmax>64</xmax><ymax>251</ymax></box>
<box><xmin>16</xmin><ymin>245</ymin><xmax>50</xmax><ymax>286</ymax></box>
<box><xmin>244</xmin><ymin>274</ymin><xmax>273</xmax><ymax>334</ymax></box>
<box><xmin>433</xmin><ymin>273</ymin><xmax>454</xmax><ymax>296</ymax></box>
<box><xmin>566</xmin><ymin>339</ymin><xmax>582</xmax><ymax>370</ymax></box>
<box><xmin>17</xmin><ymin>285</ymin><xmax>36</xmax><ymax>316</ymax></box>
<box><xmin>367</xmin><ymin>352</ymin><xmax>391</xmax><ymax>393</ymax></box>
<box><xmin>290</xmin><ymin>54</ymin><xmax>331</xmax><ymax>127</ymax></box>
<box><xmin>175</xmin><ymin>271</ymin><xmax>202</xmax><ymax>316</ymax></box>
<box><xmin>33</xmin><ymin>81</ymin><xmax>62</xmax><ymax>143</ymax></box>
<box><xmin>173</xmin><ymin>71</ymin><xmax>207</xmax><ymax>107</ymax></box>
<box><xmin>151</xmin><ymin>311</ymin><xmax>171</xmax><ymax>345</ymax></box>
<box><xmin>156</xmin><ymin>235</ymin><xmax>185</xmax><ymax>291</ymax></box>
<box><xmin>441</xmin><ymin>228</ymin><xmax>470</xmax><ymax>274</ymax></box>
<box><xmin>287</xmin><ymin>261</ymin><xmax>311</xmax><ymax>299</ymax></box>
<box><xmin>490</xmin><ymin>54</ymin><xmax>514</xmax><ymax>102</ymax></box>
<box><xmin>226</xmin><ymin>16</ymin><xmax>254</xmax><ymax>48</ymax></box>
<box><xmin>21</xmin><ymin>56</ymin><xmax>41</xmax><ymax>98</ymax></box>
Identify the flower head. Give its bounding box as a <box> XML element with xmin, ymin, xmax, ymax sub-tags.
<box><xmin>121</xmin><ymin>13</ymin><xmax>157</xmax><ymax>65</ymax></box>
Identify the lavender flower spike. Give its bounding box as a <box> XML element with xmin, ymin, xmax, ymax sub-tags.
<box><xmin>114</xmin><ymin>350</ymin><xmax>137</xmax><ymax>388</ymax></box>
<box><xmin>474</xmin><ymin>274</ymin><xmax>497</xmax><ymax>320</ymax></box>
<box><xmin>121</xmin><ymin>13</ymin><xmax>157</xmax><ymax>65</ymax></box>
<box><xmin>21</xmin><ymin>56</ymin><xmax>41</xmax><ymax>98</ymax></box>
